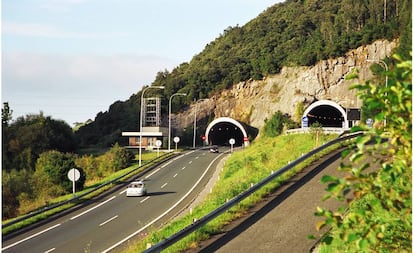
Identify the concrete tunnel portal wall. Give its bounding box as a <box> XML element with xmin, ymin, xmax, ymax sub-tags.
<box><xmin>302</xmin><ymin>100</ymin><xmax>349</xmax><ymax>128</ymax></box>
<box><xmin>205</xmin><ymin>117</ymin><xmax>253</xmax><ymax>147</ymax></box>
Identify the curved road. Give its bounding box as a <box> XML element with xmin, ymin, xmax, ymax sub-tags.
<box><xmin>3</xmin><ymin>149</ymin><xmax>224</xmax><ymax>253</ymax></box>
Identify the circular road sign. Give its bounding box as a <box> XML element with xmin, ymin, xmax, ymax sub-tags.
<box><xmin>155</xmin><ymin>140</ymin><xmax>162</xmax><ymax>147</ymax></box>
<box><xmin>67</xmin><ymin>168</ymin><xmax>81</xmax><ymax>182</ymax></box>
<box><xmin>229</xmin><ymin>138</ymin><xmax>235</xmax><ymax>145</ymax></box>
<box><xmin>173</xmin><ymin>136</ymin><xmax>180</xmax><ymax>143</ymax></box>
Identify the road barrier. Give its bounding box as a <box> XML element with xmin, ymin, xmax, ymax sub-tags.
<box><xmin>143</xmin><ymin>131</ymin><xmax>363</xmax><ymax>253</ymax></box>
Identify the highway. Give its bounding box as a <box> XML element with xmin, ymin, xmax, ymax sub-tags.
<box><xmin>2</xmin><ymin>149</ymin><xmax>224</xmax><ymax>253</ymax></box>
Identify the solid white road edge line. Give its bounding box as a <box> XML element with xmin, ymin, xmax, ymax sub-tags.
<box><xmin>2</xmin><ymin>223</ymin><xmax>61</xmax><ymax>250</ymax></box>
<box><xmin>102</xmin><ymin>152</ymin><xmax>224</xmax><ymax>253</ymax></box>
<box><xmin>99</xmin><ymin>215</ymin><xmax>119</xmax><ymax>227</ymax></box>
<box><xmin>70</xmin><ymin>196</ymin><xmax>116</xmax><ymax>220</ymax></box>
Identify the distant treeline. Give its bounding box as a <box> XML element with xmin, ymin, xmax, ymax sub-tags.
<box><xmin>74</xmin><ymin>0</ymin><xmax>411</xmax><ymax>148</ymax></box>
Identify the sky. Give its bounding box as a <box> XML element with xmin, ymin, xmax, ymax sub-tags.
<box><xmin>2</xmin><ymin>0</ymin><xmax>283</xmax><ymax>126</ymax></box>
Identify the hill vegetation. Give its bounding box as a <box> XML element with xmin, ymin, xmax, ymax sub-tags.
<box><xmin>74</xmin><ymin>0</ymin><xmax>412</xmax><ymax>148</ymax></box>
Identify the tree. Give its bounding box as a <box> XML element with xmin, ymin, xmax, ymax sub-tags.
<box><xmin>314</xmin><ymin>54</ymin><xmax>412</xmax><ymax>251</ymax></box>
<box><xmin>2</xmin><ymin>102</ymin><xmax>13</xmax><ymax>126</ymax></box>
<box><xmin>33</xmin><ymin>151</ymin><xmax>85</xmax><ymax>196</ymax></box>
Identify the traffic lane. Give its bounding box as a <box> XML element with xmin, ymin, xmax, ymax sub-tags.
<box><xmin>197</xmin><ymin>150</ymin><xmax>348</xmax><ymax>253</ymax></box>
<box><xmin>2</xmin><ymin>150</ymin><xmax>217</xmax><ymax>253</ymax></box>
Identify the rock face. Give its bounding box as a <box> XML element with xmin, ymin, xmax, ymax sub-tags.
<box><xmin>175</xmin><ymin>39</ymin><xmax>398</xmax><ymax>132</ymax></box>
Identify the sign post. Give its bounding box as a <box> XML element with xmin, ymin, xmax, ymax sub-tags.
<box><xmin>173</xmin><ymin>136</ymin><xmax>180</xmax><ymax>151</ymax></box>
<box><xmin>155</xmin><ymin>140</ymin><xmax>162</xmax><ymax>157</ymax></box>
<box><xmin>229</xmin><ymin>138</ymin><xmax>235</xmax><ymax>153</ymax></box>
<box><xmin>67</xmin><ymin>168</ymin><xmax>80</xmax><ymax>197</ymax></box>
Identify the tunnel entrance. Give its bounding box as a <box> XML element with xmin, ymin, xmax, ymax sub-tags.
<box><xmin>205</xmin><ymin>117</ymin><xmax>250</xmax><ymax>147</ymax></box>
<box><xmin>303</xmin><ymin>100</ymin><xmax>348</xmax><ymax>128</ymax></box>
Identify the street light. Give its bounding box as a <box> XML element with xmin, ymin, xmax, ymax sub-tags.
<box><xmin>139</xmin><ymin>86</ymin><xmax>165</xmax><ymax>167</ymax></box>
<box><xmin>367</xmin><ymin>59</ymin><xmax>388</xmax><ymax>127</ymax></box>
<box><xmin>168</xmin><ymin>93</ymin><xmax>187</xmax><ymax>151</ymax></box>
<box><xmin>193</xmin><ymin>98</ymin><xmax>209</xmax><ymax>149</ymax></box>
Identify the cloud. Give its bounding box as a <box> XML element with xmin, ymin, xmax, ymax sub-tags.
<box><xmin>2</xmin><ymin>52</ymin><xmax>178</xmax><ymax>123</ymax></box>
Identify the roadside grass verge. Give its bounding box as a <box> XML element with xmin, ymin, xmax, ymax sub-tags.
<box><xmin>123</xmin><ymin>133</ymin><xmax>343</xmax><ymax>252</ymax></box>
<box><xmin>2</xmin><ymin>151</ymin><xmax>174</xmax><ymax>236</ymax></box>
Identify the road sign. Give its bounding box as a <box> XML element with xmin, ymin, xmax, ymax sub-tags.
<box><xmin>67</xmin><ymin>168</ymin><xmax>80</xmax><ymax>182</ymax></box>
<box><xmin>302</xmin><ymin>116</ymin><xmax>309</xmax><ymax>128</ymax></box>
<box><xmin>173</xmin><ymin>136</ymin><xmax>180</xmax><ymax>143</ymax></box>
<box><xmin>229</xmin><ymin>138</ymin><xmax>235</xmax><ymax>145</ymax></box>
<box><xmin>67</xmin><ymin>168</ymin><xmax>80</xmax><ymax>196</ymax></box>
<box><xmin>155</xmin><ymin>140</ymin><xmax>162</xmax><ymax>147</ymax></box>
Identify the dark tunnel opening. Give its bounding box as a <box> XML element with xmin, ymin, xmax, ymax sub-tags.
<box><xmin>307</xmin><ymin>105</ymin><xmax>344</xmax><ymax>127</ymax></box>
<box><xmin>207</xmin><ymin>122</ymin><xmax>245</xmax><ymax>146</ymax></box>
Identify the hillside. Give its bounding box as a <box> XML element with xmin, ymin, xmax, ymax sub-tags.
<box><xmin>74</xmin><ymin>0</ymin><xmax>412</xmax><ymax>148</ymax></box>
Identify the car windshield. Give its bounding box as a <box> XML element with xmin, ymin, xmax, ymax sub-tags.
<box><xmin>129</xmin><ymin>182</ymin><xmax>144</xmax><ymax>188</ymax></box>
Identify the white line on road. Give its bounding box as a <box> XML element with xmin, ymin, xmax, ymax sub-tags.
<box><xmin>119</xmin><ymin>189</ymin><xmax>126</xmax><ymax>194</ymax></box>
<box><xmin>140</xmin><ymin>196</ymin><xmax>150</xmax><ymax>203</ymax></box>
<box><xmin>173</xmin><ymin>173</ymin><xmax>178</xmax><ymax>178</ymax></box>
<box><xmin>145</xmin><ymin>167</ymin><xmax>161</xmax><ymax>179</ymax></box>
<box><xmin>99</xmin><ymin>215</ymin><xmax>119</xmax><ymax>227</ymax></box>
<box><xmin>102</xmin><ymin>152</ymin><xmax>224</xmax><ymax>253</ymax></box>
<box><xmin>70</xmin><ymin>196</ymin><xmax>116</xmax><ymax>220</ymax></box>
<box><xmin>195</xmin><ymin>156</ymin><xmax>199</xmax><ymax>159</ymax></box>
<box><xmin>2</xmin><ymin>223</ymin><xmax>61</xmax><ymax>251</ymax></box>
<box><xmin>181</xmin><ymin>166</ymin><xmax>186</xmax><ymax>170</ymax></box>
<box><xmin>161</xmin><ymin>183</ymin><xmax>168</xmax><ymax>188</ymax></box>
<box><xmin>44</xmin><ymin>248</ymin><xmax>56</xmax><ymax>253</ymax></box>
<box><xmin>188</xmin><ymin>160</ymin><xmax>193</xmax><ymax>164</ymax></box>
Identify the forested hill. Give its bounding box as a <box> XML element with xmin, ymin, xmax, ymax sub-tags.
<box><xmin>75</xmin><ymin>0</ymin><xmax>412</xmax><ymax>148</ymax></box>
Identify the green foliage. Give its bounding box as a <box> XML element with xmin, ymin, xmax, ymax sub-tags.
<box><xmin>34</xmin><ymin>151</ymin><xmax>85</xmax><ymax>194</ymax></box>
<box><xmin>74</xmin><ymin>0</ymin><xmax>411</xmax><ymax>148</ymax></box>
<box><xmin>262</xmin><ymin>111</ymin><xmax>297</xmax><ymax>137</ymax></box>
<box><xmin>2</xmin><ymin>102</ymin><xmax>13</xmax><ymax>126</ymax></box>
<box><xmin>315</xmin><ymin>54</ymin><xmax>412</xmax><ymax>251</ymax></box>
<box><xmin>2</xmin><ymin>113</ymin><xmax>76</xmax><ymax>172</ymax></box>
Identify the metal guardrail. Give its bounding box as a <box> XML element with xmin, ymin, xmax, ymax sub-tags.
<box><xmin>143</xmin><ymin>132</ymin><xmax>363</xmax><ymax>253</ymax></box>
<box><xmin>286</xmin><ymin>127</ymin><xmax>350</xmax><ymax>135</ymax></box>
<box><xmin>2</xmin><ymin>152</ymin><xmax>177</xmax><ymax>229</ymax></box>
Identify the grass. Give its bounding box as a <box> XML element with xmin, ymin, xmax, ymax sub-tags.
<box><xmin>2</xmin><ymin>151</ymin><xmax>174</xmax><ymax>236</ymax></box>
<box><xmin>122</xmin><ymin>133</ymin><xmax>341</xmax><ymax>252</ymax></box>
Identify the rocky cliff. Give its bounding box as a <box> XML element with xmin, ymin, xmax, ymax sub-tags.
<box><xmin>175</xmin><ymin>39</ymin><xmax>398</xmax><ymax>132</ymax></box>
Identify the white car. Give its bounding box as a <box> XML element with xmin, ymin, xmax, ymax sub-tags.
<box><xmin>126</xmin><ymin>181</ymin><xmax>147</xmax><ymax>197</ymax></box>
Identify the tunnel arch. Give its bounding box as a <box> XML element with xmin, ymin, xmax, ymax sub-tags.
<box><xmin>303</xmin><ymin>100</ymin><xmax>348</xmax><ymax>128</ymax></box>
<box><xmin>205</xmin><ymin>117</ymin><xmax>250</xmax><ymax>147</ymax></box>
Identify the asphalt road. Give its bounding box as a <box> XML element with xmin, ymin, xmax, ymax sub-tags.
<box><xmin>2</xmin><ymin>149</ymin><xmax>224</xmax><ymax>253</ymax></box>
<box><xmin>192</xmin><ymin>149</ymin><xmax>348</xmax><ymax>253</ymax></box>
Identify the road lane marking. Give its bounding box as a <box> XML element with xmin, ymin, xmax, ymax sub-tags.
<box><xmin>181</xmin><ymin>166</ymin><xmax>186</xmax><ymax>170</ymax></box>
<box><xmin>188</xmin><ymin>160</ymin><xmax>193</xmax><ymax>164</ymax></box>
<box><xmin>145</xmin><ymin>167</ymin><xmax>161</xmax><ymax>179</ymax></box>
<box><xmin>119</xmin><ymin>189</ymin><xmax>126</xmax><ymax>194</ymax></box>
<box><xmin>161</xmin><ymin>183</ymin><xmax>168</xmax><ymax>188</ymax></box>
<box><xmin>195</xmin><ymin>156</ymin><xmax>199</xmax><ymax>159</ymax></box>
<box><xmin>70</xmin><ymin>196</ymin><xmax>116</xmax><ymax>220</ymax></box>
<box><xmin>99</xmin><ymin>215</ymin><xmax>119</xmax><ymax>227</ymax></box>
<box><xmin>140</xmin><ymin>196</ymin><xmax>150</xmax><ymax>203</ymax></box>
<box><xmin>173</xmin><ymin>173</ymin><xmax>178</xmax><ymax>178</ymax></box>
<box><xmin>2</xmin><ymin>223</ymin><xmax>61</xmax><ymax>251</ymax></box>
<box><xmin>44</xmin><ymin>248</ymin><xmax>56</xmax><ymax>253</ymax></box>
<box><xmin>103</xmin><ymin>152</ymin><xmax>225</xmax><ymax>253</ymax></box>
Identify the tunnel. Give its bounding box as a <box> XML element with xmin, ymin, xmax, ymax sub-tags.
<box><xmin>205</xmin><ymin>117</ymin><xmax>256</xmax><ymax>147</ymax></box>
<box><xmin>302</xmin><ymin>100</ymin><xmax>348</xmax><ymax>128</ymax></box>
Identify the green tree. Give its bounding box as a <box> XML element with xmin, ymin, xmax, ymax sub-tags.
<box><xmin>2</xmin><ymin>102</ymin><xmax>13</xmax><ymax>126</ymax></box>
<box><xmin>33</xmin><ymin>151</ymin><xmax>85</xmax><ymax>195</ymax></box>
<box><xmin>315</xmin><ymin>54</ymin><xmax>412</xmax><ymax>251</ymax></box>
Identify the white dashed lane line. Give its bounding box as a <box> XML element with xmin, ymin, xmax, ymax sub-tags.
<box><xmin>161</xmin><ymin>183</ymin><xmax>168</xmax><ymax>189</ymax></box>
<box><xmin>173</xmin><ymin>173</ymin><xmax>178</xmax><ymax>178</ymax></box>
<box><xmin>181</xmin><ymin>166</ymin><xmax>186</xmax><ymax>170</ymax></box>
<box><xmin>140</xmin><ymin>197</ymin><xmax>150</xmax><ymax>203</ymax></box>
<box><xmin>99</xmin><ymin>215</ymin><xmax>119</xmax><ymax>227</ymax></box>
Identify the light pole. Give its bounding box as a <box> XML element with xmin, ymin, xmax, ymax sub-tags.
<box><xmin>139</xmin><ymin>86</ymin><xmax>164</xmax><ymax>167</ymax></box>
<box><xmin>367</xmin><ymin>59</ymin><xmax>388</xmax><ymax>127</ymax></box>
<box><xmin>193</xmin><ymin>98</ymin><xmax>209</xmax><ymax>149</ymax></box>
<box><xmin>168</xmin><ymin>93</ymin><xmax>187</xmax><ymax>151</ymax></box>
